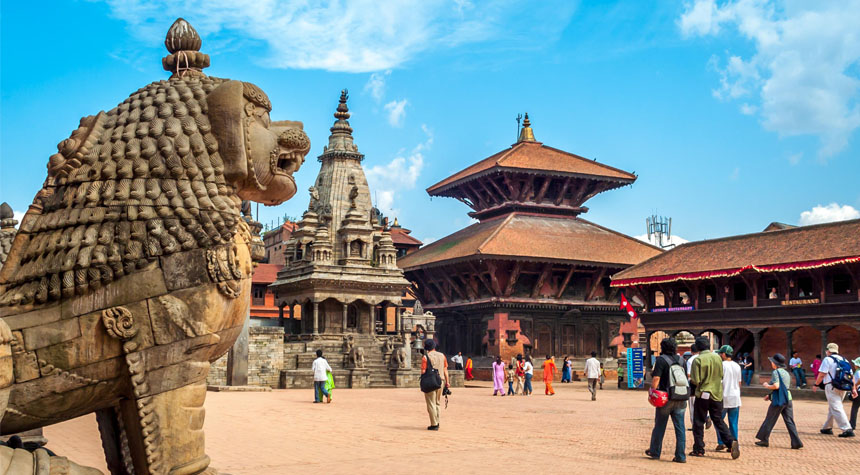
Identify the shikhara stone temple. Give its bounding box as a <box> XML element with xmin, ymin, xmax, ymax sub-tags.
<box><xmin>270</xmin><ymin>90</ymin><xmax>439</xmax><ymax>389</ymax></box>
<box><xmin>398</xmin><ymin>115</ymin><xmax>662</xmax><ymax>363</ymax></box>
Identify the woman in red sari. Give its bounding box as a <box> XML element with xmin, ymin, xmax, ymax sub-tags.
<box><xmin>465</xmin><ymin>357</ymin><xmax>474</xmax><ymax>381</ymax></box>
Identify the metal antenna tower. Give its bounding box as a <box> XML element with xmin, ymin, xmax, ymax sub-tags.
<box><xmin>646</xmin><ymin>214</ymin><xmax>673</xmax><ymax>249</ymax></box>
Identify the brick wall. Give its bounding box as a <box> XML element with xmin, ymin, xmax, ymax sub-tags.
<box><xmin>208</xmin><ymin>353</ymin><xmax>227</xmax><ymax>386</ymax></box>
<box><xmin>248</xmin><ymin>326</ymin><xmax>285</xmax><ymax>388</ymax></box>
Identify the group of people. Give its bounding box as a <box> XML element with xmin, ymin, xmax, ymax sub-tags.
<box><xmin>647</xmin><ymin>337</ymin><xmax>860</xmax><ymax>464</ymax></box>
<box><xmin>485</xmin><ymin>352</ymin><xmax>603</xmax><ymax>400</ymax></box>
<box><xmin>451</xmin><ymin>352</ymin><xmax>474</xmax><ymax>381</ymax></box>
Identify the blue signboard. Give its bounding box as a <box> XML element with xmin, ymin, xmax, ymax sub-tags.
<box><xmin>626</xmin><ymin>348</ymin><xmax>645</xmax><ymax>389</ymax></box>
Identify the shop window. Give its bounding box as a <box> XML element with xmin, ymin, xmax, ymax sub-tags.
<box><xmin>678</xmin><ymin>290</ymin><xmax>690</xmax><ymax>305</ymax></box>
<box><xmin>654</xmin><ymin>291</ymin><xmax>665</xmax><ymax>307</ymax></box>
<box><xmin>733</xmin><ymin>282</ymin><xmax>747</xmax><ymax>301</ymax></box>
<box><xmin>833</xmin><ymin>274</ymin><xmax>851</xmax><ymax>295</ymax></box>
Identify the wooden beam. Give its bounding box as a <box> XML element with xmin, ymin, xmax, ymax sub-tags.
<box><xmin>504</xmin><ymin>261</ymin><xmax>522</xmax><ymax>297</ymax></box>
<box><xmin>463</xmin><ymin>272</ymin><xmax>480</xmax><ymax>300</ymax></box>
<box><xmin>486</xmin><ymin>261</ymin><xmax>504</xmax><ymax>296</ymax></box>
<box><xmin>531</xmin><ymin>263</ymin><xmax>553</xmax><ymax>298</ymax></box>
<box><xmin>413</xmin><ymin>270</ymin><xmax>442</xmax><ymax>304</ymax></box>
<box><xmin>476</xmin><ymin>179</ymin><xmax>499</xmax><ymax>205</ymax></box>
<box><xmin>517</xmin><ymin>175</ymin><xmax>535</xmax><ymax>202</ymax></box>
<box><xmin>488</xmin><ymin>176</ymin><xmax>509</xmax><ymax>202</ymax></box>
<box><xmin>465</xmin><ymin>181</ymin><xmax>488</xmax><ymax>208</ymax></box>
<box><xmin>567</xmin><ymin>180</ymin><xmax>588</xmax><ymax>206</ymax></box>
<box><xmin>553</xmin><ymin>177</ymin><xmax>572</xmax><ymax>205</ymax></box>
<box><xmin>556</xmin><ymin>266</ymin><xmax>576</xmax><ymax>299</ymax></box>
<box><xmin>502</xmin><ymin>174</ymin><xmax>519</xmax><ymax>198</ymax></box>
<box><xmin>431</xmin><ymin>267</ymin><xmax>464</xmax><ymax>301</ymax></box>
<box><xmin>533</xmin><ymin>178</ymin><xmax>552</xmax><ymax>204</ymax></box>
<box><xmin>467</xmin><ymin>261</ymin><xmax>495</xmax><ymax>296</ymax></box>
<box><xmin>739</xmin><ymin>273</ymin><xmax>759</xmax><ymax>307</ymax></box>
<box><xmin>585</xmin><ymin>268</ymin><xmax>607</xmax><ymax>301</ymax></box>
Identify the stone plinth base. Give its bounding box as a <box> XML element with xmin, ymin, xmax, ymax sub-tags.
<box><xmin>350</xmin><ymin>368</ymin><xmax>370</xmax><ymax>388</ymax></box>
<box><xmin>207</xmin><ymin>385</ymin><xmax>273</xmax><ymax>392</ymax></box>
<box><xmin>448</xmin><ymin>369</ymin><xmax>465</xmax><ymax>388</ymax></box>
<box><xmin>391</xmin><ymin>368</ymin><xmax>416</xmax><ymax>387</ymax></box>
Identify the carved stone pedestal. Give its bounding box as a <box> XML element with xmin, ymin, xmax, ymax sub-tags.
<box><xmin>391</xmin><ymin>369</ymin><xmax>416</xmax><ymax>388</ymax></box>
<box><xmin>349</xmin><ymin>368</ymin><xmax>370</xmax><ymax>388</ymax></box>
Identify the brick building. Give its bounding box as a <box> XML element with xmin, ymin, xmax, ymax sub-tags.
<box><xmin>611</xmin><ymin>219</ymin><xmax>860</xmax><ymax>381</ymax></box>
<box><xmin>398</xmin><ymin>115</ymin><xmax>661</xmax><ymax>362</ymax></box>
<box><xmin>262</xmin><ymin>221</ymin><xmax>297</xmax><ymax>265</ymax></box>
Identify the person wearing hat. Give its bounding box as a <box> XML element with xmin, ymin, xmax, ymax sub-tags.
<box><xmin>689</xmin><ymin>336</ymin><xmax>740</xmax><ymax>459</ymax></box>
<box><xmin>849</xmin><ymin>357</ymin><xmax>860</xmax><ymax>430</ymax></box>
<box><xmin>713</xmin><ymin>345</ymin><xmax>742</xmax><ymax>452</ymax></box>
<box><xmin>812</xmin><ymin>342</ymin><xmax>855</xmax><ymax>437</ymax></box>
<box><xmin>645</xmin><ymin>337</ymin><xmax>687</xmax><ymax>463</ymax></box>
<box><xmin>754</xmin><ymin>353</ymin><xmax>803</xmax><ymax>449</ymax></box>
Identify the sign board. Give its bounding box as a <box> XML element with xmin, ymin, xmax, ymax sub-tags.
<box><xmin>650</xmin><ymin>305</ymin><xmax>695</xmax><ymax>313</ymax></box>
<box><xmin>626</xmin><ymin>347</ymin><xmax>645</xmax><ymax>389</ymax></box>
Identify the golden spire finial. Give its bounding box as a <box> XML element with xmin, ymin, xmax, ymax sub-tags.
<box><xmin>518</xmin><ymin>112</ymin><xmax>536</xmax><ymax>143</ymax></box>
<box><xmin>393</xmin><ymin>217</ymin><xmax>399</xmax><ymax>227</ymax></box>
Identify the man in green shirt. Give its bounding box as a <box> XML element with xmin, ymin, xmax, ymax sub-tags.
<box><xmin>689</xmin><ymin>337</ymin><xmax>740</xmax><ymax>459</ymax></box>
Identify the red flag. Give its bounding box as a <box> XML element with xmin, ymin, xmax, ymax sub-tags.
<box><xmin>620</xmin><ymin>293</ymin><xmax>638</xmax><ymax>319</ymax></box>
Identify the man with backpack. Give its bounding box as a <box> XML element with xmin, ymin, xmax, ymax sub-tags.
<box><xmin>812</xmin><ymin>342</ymin><xmax>857</xmax><ymax>437</ymax></box>
<box><xmin>645</xmin><ymin>337</ymin><xmax>687</xmax><ymax>463</ymax></box>
<box><xmin>420</xmin><ymin>339</ymin><xmax>449</xmax><ymax>431</ymax></box>
<box><xmin>690</xmin><ymin>336</ymin><xmax>740</xmax><ymax>459</ymax></box>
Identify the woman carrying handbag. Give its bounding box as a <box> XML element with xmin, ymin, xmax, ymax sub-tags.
<box><xmin>754</xmin><ymin>353</ymin><xmax>803</xmax><ymax>449</ymax></box>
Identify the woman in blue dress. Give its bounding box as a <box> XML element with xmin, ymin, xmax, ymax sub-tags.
<box><xmin>561</xmin><ymin>355</ymin><xmax>572</xmax><ymax>383</ymax></box>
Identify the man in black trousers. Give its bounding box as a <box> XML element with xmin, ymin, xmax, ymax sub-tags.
<box><xmin>689</xmin><ymin>336</ymin><xmax>740</xmax><ymax>459</ymax></box>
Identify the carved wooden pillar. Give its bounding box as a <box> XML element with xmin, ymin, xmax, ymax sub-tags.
<box><xmin>785</xmin><ymin>328</ymin><xmax>795</xmax><ymax>361</ymax></box>
<box><xmin>819</xmin><ymin>327</ymin><xmax>830</xmax><ymax>360</ymax></box>
<box><xmin>342</xmin><ymin>302</ymin><xmax>348</xmax><ymax>333</ymax></box>
<box><xmin>277</xmin><ymin>303</ymin><xmax>285</xmax><ymax>328</ymax></box>
<box><xmin>395</xmin><ymin>306</ymin><xmax>401</xmax><ymax>335</ymax></box>
<box><xmin>645</xmin><ymin>331</ymin><xmax>654</xmax><ymax>371</ymax></box>
<box><xmin>370</xmin><ymin>303</ymin><xmax>376</xmax><ymax>337</ymax></box>
<box><xmin>752</xmin><ymin>328</ymin><xmax>762</xmax><ymax>373</ymax></box>
<box><xmin>312</xmin><ymin>301</ymin><xmax>319</xmax><ymax>336</ymax></box>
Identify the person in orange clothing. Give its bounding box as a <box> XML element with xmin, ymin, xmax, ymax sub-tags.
<box><xmin>543</xmin><ymin>355</ymin><xmax>557</xmax><ymax>395</ymax></box>
<box><xmin>465</xmin><ymin>356</ymin><xmax>474</xmax><ymax>381</ymax></box>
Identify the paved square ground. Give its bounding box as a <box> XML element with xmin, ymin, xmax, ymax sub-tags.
<box><xmin>44</xmin><ymin>381</ymin><xmax>858</xmax><ymax>474</ymax></box>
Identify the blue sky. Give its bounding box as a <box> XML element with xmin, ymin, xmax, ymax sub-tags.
<box><xmin>2</xmin><ymin>0</ymin><xmax>859</xmax><ymax>246</ymax></box>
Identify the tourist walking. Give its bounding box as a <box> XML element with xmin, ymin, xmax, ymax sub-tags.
<box><xmin>312</xmin><ymin>349</ymin><xmax>333</xmax><ymax>404</ymax></box>
<box><xmin>507</xmin><ymin>364</ymin><xmax>516</xmax><ymax>395</ymax></box>
<box><xmin>812</xmin><ymin>343</ymin><xmax>857</xmax><ymax>437</ymax></box>
<box><xmin>465</xmin><ymin>356</ymin><xmax>474</xmax><ymax>381</ymax></box>
<box><xmin>599</xmin><ymin>362</ymin><xmax>605</xmax><ymax>390</ymax></box>
<box><xmin>689</xmin><ymin>336</ymin><xmax>740</xmax><ymax>459</ymax></box>
<box><xmin>850</xmin><ymin>357</ymin><xmax>860</xmax><ymax>429</ymax></box>
<box><xmin>754</xmin><ymin>353</ymin><xmax>803</xmax><ymax>449</ymax></box>
<box><xmin>421</xmin><ymin>339</ymin><xmax>449</xmax><ymax>430</ymax></box>
<box><xmin>561</xmin><ymin>356</ymin><xmax>572</xmax><ymax>383</ymax></box>
<box><xmin>742</xmin><ymin>352</ymin><xmax>755</xmax><ymax>386</ymax></box>
<box><xmin>789</xmin><ymin>351</ymin><xmax>807</xmax><ymax>388</ymax></box>
<box><xmin>645</xmin><ymin>337</ymin><xmax>686</xmax><ymax>463</ymax></box>
<box><xmin>492</xmin><ymin>356</ymin><xmax>506</xmax><ymax>396</ymax></box>
<box><xmin>514</xmin><ymin>355</ymin><xmax>525</xmax><ymax>394</ymax></box>
<box><xmin>523</xmin><ymin>355</ymin><xmax>534</xmax><ymax>395</ymax></box>
<box><xmin>543</xmin><ymin>355</ymin><xmax>557</xmax><ymax>395</ymax></box>
<box><xmin>714</xmin><ymin>345</ymin><xmax>741</xmax><ymax>452</ymax></box>
<box><xmin>451</xmin><ymin>352</ymin><xmax>464</xmax><ymax>370</ymax></box>
<box><xmin>585</xmin><ymin>351</ymin><xmax>600</xmax><ymax>401</ymax></box>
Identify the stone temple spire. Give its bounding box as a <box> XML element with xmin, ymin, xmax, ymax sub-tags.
<box><xmin>324</xmin><ymin>89</ymin><xmax>361</xmax><ymax>156</ymax></box>
<box><xmin>517</xmin><ymin>112</ymin><xmax>536</xmax><ymax>143</ymax></box>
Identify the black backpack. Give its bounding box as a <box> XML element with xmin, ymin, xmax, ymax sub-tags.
<box><xmin>420</xmin><ymin>353</ymin><xmax>443</xmax><ymax>393</ymax></box>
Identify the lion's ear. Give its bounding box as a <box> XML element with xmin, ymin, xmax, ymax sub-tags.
<box><xmin>207</xmin><ymin>80</ymin><xmax>248</xmax><ymax>185</ymax></box>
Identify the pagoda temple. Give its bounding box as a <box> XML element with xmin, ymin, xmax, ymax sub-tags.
<box><xmin>270</xmin><ymin>90</ymin><xmax>417</xmax><ymax>388</ymax></box>
<box><xmin>398</xmin><ymin>115</ymin><xmax>662</xmax><ymax>361</ymax></box>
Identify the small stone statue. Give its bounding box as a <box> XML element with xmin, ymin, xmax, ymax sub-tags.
<box><xmin>349</xmin><ymin>346</ymin><xmax>366</xmax><ymax>369</ymax></box>
<box><xmin>342</xmin><ymin>334</ymin><xmax>354</xmax><ymax>354</ymax></box>
<box><xmin>383</xmin><ymin>336</ymin><xmax>395</xmax><ymax>353</ymax></box>
<box><xmin>391</xmin><ymin>346</ymin><xmax>409</xmax><ymax>369</ymax></box>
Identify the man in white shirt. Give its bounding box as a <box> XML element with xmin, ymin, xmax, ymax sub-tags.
<box><xmin>522</xmin><ymin>356</ymin><xmax>535</xmax><ymax>396</ymax></box>
<box><xmin>585</xmin><ymin>351</ymin><xmax>601</xmax><ymax>401</ymax></box>
<box><xmin>312</xmin><ymin>349</ymin><xmax>333</xmax><ymax>404</ymax></box>
<box><xmin>714</xmin><ymin>345</ymin><xmax>742</xmax><ymax>452</ymax></box>
<box><xmin>686</xmin><ymin>343</ymin><xmax>700</xmax><ymax>427</ymax></box>
<box><xmin>451</xmin><ymin>352</ymin><xmax>464</xmax><ymax>370</ymax></box>
<box><xmin>813</xmin><ymin>343</ymin><xmax>855</xmax><ymax>437</ymax></box>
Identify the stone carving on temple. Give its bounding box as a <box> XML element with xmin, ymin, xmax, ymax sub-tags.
<box><xmin>0</xmin><ymin>18</ymin><xmax>309</xmax><ymax>474</ymax></box>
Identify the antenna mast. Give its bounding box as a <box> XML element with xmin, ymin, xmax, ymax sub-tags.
<box><xmin>516</xmin><ymin>113</ymin><xmax>523</xmax><ymax>141</ymax></box>
<box><xmin>646</xmin><ymin>214</ymin><xmax>674</xmax><ymax>249</ymax></box>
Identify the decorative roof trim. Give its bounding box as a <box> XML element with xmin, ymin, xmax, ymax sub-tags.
<box><xmin>611</xmin><ymin>256</ymin><xmax>860</xmax><ymax>287</ymax></box>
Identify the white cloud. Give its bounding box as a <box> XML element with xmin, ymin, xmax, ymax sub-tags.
<box><xmin>365</xmin><ymin>125</ymin><xmax>432</xmax><ymax>215</ymax></box>
<box><xmin>679</xmin><ymin>0</ymin><xmax>860</xmax><ymax>158</ymax></box>
<box><xmin>101</xmin><ymin>0</ymin><xmax>577</xmax><ymax>73</ymax></box>
<box><xmin>787</xmin><ymin>152</ymin><xmax>802</xmax><ymax>165</ymax></box>
<box><xmin>384</xmin><ymin>99</ymin><xmax>409</xmax><ymax>127</ymax></box>
<box><xmin>798</xmin><ymin>203</ymin><xmax>860</xmax><ymax>225</ymax></box>
<box><xmin>13</xmin><ymin>210</ymin><xmax>25</xmax><ymax>229</ymax></box>
<box><xmin>635</xmin><ymin>233</ymin><xmax>690</xmax><ymax>249</ymax></box>
<box><xmin>364</xmin><ymin>70</ymin><xmax>391</xmax><ymax>102</ymax></box>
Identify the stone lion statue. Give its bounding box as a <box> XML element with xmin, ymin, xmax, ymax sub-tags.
<box><xmin>349</xmin><ymin>346</ymin><xmax>366</xmax><ymax>369</ymax></box>
<box><xmin>382</xmin><ymin>336</ymin><xmax>394</xmax><ymax>353</ymax></box>
<box><xmin>0</xmin><ymin>19</ymin><xmax>309</xmax><ymax>475</ymax></box>
<box><xmin>390</xmin><ymin>345</ymin><xmax>408</xmax><ymax>369</ymax></box>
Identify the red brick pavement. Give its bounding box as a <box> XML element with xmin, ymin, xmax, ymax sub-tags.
<box><xmin>44</xmin><ymin>381</ymin><xmax>858</xmax><ymax>474</ymax></box>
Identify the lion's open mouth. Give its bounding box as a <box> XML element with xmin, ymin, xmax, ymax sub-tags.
<box><xmin>270</xmin><ymin>150</ymin><xmax>298</xmax><ymax>176</ymax></box>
